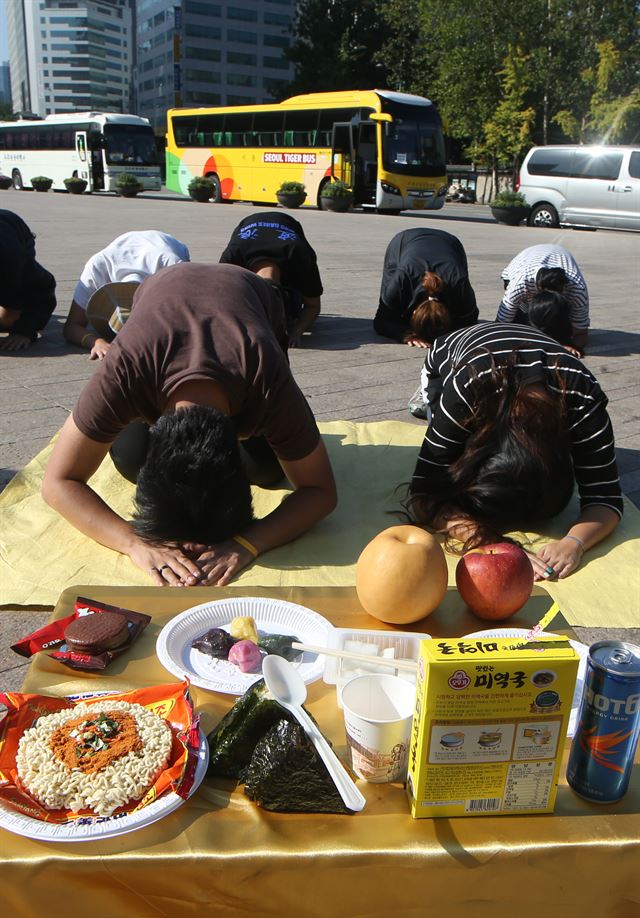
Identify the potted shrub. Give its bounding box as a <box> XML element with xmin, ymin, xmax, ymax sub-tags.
<box><xmin>31</xmin><ymin>175</ymin><xmax>53</xmax><ymax>192</ymax></box>
<box><xmin>64</xmin><ymin>176</ymin><xmax>88</xmax><ymax>195</ymax></box>
<box><xmin>115</xmin><ymin>172</ymin><xmax>144</xmax><ymax>197</ymax></box>
<box><xmin>320</xmin><ymin>180</ymin><xmax>353</xmax><ymax>213</ymax></box>
<box><xmin>490</xmin><ymin>190</ymin><xmax>530</xmax><ymax>226</ymax></box>
<box><xmin>0</xmin><ymin>175</ymin><xmax>13</xmax><ymax>190</ymax></box>
<box><xmin>276</xmin><ymin>180</ymin><xmax>306</xmax><ymax>209</ymax></box>
<box><xmin>188</xmin><ymin>176</ymin><xmax>214</xmax><ymax>203</ymax></box>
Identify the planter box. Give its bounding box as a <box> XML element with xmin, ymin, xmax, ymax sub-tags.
<box><xmin>117</xmin><ymin>186</ymin><xmax>143</xmax><ymax>198</ymax></box>
<box><xmin>490</xmin><ymin>205</ymin><xmax>530</xmax><ymax>226</ymax></box>
<box><xmin>189</xmin><ymin>188</ymin><xmax>213</xmax><ymax>203</ymax></box>
<box><xmin>320</xmin><ymin>196</ymin><xmax>353</xmax><ymax>213</ymax></box>
<box><xmin>277</xmin><ymin>192</ymin><xmax>306</xmax><ymax>209</ymax></box>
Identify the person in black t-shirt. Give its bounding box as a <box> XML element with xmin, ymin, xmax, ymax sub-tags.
<box><xmin>0</xmin><ymin>210</ymin><xmax>56</xmax><ymax>351</ymax></box>
<box><xmin>374</xmin><ymin>227</ymin><xmax>478</xmax><ymax>347</ymax></box>
<box><xmin>219</xmin><ymin>211</ymin><xmax>322</xmax><ymax>347</ymax></box>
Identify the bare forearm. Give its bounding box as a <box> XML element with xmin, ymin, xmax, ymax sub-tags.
<box><xmin>243</xmin><ymin>484</ymin><xmax>336</xmax><ymax>555</ymax></box>
<box><xmin>566</xmin><ymin>505</ymin><xmax>620</xmax><ymax>551</ymax></box>
<box><xmin>43</xmin><ymin>477</ymin><xmax>137</xmax><ymax>555</ymax></box>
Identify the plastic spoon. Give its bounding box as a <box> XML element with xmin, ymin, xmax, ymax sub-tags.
<box><xmin>262</xmin><ymin>654</ymin><xmax>366</xmax><ymax>813</ymax></box>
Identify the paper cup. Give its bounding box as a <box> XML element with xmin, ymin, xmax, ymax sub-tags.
<box><xmin>341</xmin><ymin>674</ymin><xmax>416</xmax><ymax>783</ymax></box>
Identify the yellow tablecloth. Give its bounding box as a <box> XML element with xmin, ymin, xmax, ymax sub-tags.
<box><xmin>3</xmin><ymin>585</ymin><xmax>639</xmax><ymax>917</ymax></box>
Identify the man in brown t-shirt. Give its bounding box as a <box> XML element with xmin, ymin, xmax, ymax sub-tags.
<box><xmin>42</xmin><ymin>263</ymin><xmax>336</xmax><ymax>586</ymax></box>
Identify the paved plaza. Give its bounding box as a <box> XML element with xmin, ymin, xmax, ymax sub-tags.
<box><xmin>1</xmin><ymin>190</ymin><xmax>639</xmax><ymax>688</ymax></box>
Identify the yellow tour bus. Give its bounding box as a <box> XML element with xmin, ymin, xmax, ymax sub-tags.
<box><xmin>166</xmin><ymin>89</ymin><xmax>448</xmax><ymax>213</ymax></box>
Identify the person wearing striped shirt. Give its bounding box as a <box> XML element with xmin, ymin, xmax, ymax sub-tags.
<box><xmin>497</xmin><ymin>244</ymin><xmax>589</xmax><ymax>354</ymax></box>
<box><xmin>410</xmin><ymin>323</ymin><xmax>622</xmax><ymax>581</ymax></box>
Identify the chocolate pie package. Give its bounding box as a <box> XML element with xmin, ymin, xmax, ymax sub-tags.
<box><xmin>11</xmin><ymin>597</ymin><xmax>151</xmax><ymax>672</ymax></box>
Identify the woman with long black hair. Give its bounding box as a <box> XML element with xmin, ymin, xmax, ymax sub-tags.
<box><xmin>408</xmin><ymin>323</ymin><xmax>622</xmax><ymax>580</ymax></box>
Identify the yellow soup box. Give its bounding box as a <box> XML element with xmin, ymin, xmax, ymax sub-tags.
<box><xmin>407</xmin><ymin>636</ymin><xmax>580</xmax><ymax>818</ymax></box>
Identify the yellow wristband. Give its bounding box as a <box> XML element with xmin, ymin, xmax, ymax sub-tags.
<box><xmin>81</xmin><ymin>333</ymin><xmax>94</xmax><ymax>349</ymax></box>
<box><xmin>232</xmin><ymin>535</ymin><xmax>259</xmax><ymax>558</ymax></box>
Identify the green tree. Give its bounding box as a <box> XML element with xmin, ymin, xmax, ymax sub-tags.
<box><xmin>469</xmin><ymin>48</ymin><xmax>535</xmax><ymax>189</ymax></box>
<box><xmin>0</xmin><ymin>102</ymin><xmax>16</xmax><ymax>121</ymax></box>
<box><xmin>279</xmin><ymin>0</ymin><xmax>388</xmax><ymax>97</ymax></box>
<box><xmin>554</xmin><ymin>39</ymin><xmax>640</xmax><ymax>142</ymax></box>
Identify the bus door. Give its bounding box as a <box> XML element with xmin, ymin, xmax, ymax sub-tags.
<box><xmin>355</xmin><ymin>121</ymin><xmax>378</xmax><ymax>206</ymax></box>
<box><xmin>75</xmin><ymin>131</ymin><xmax>93</xmax><ymax>191</ymax></box>
<box><xmin>331</xmin><ymin>122</ymin><xmax>354</xmax><ymax>190</ymax></box>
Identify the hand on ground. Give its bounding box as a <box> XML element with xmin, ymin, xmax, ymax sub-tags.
<box><xmin>90</xmin><ymin>338</ymin><xmax>111</xmax><ymax>360</ymax></box>
<box><xmin>530</xmin><ymin>539</ymin><xmax>583</xmax><ymax>581</ymax></box>
<box><xmin>405</xmin><ymin>335</ymin><xmax>430</xmax><ymax>348</ymax></box>
<box><xmin>128</xmin><ymin>540</ymin><xmax>203</xmax><ymax>586</ymax></box>
<box><xmin>186</xmin><ymin>539</ymin><xmax>256</xmax><ymax>586</ymax></box>
<box><xmin>0</xmin><ymin>332</ymin><xmax>32</xmax><ymax>351</ymax></box>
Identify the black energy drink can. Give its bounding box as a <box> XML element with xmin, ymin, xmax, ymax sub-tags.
<box><xmin>567</xmin><ymin>641</ymin><xmax>640</xmax><ymax>803</ymax></box>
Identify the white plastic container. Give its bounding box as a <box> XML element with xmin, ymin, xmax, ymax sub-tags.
<box><xmin>322</xmin><ymin>628</ymin><xmax>430</xmax><ymax>707</ymax></box>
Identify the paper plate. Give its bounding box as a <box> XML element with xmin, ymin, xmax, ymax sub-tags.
<box><xmin>156</xmin><ymin>596</ymin><xmax>334</xmax><ymax>695</ymax></box>
<box><xmin>463</xmin><ymin>628</ymin><xmax>588</xmax><ymax>738</ymax></box>
<box><xmin>0</xmin><ymin>723</ymin><xmax>209</xmax><ymax>843</ymax></box>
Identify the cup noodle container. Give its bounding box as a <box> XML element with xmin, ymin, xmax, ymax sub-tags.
<box><xmin>341</xmin><ymin>674</ymin><xmax>416</xmax><ymax>783</ymax></box>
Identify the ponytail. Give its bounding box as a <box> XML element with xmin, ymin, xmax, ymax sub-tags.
<box><xmin>406</xmin><ymin>272</ymin><xmax>452</xmax><ymax>344</ymax></box>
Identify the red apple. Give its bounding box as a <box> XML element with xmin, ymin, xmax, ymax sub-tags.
<box><xmin>455</xmin><ymin>543</ymin><xmax>534</xmax><ymax>621</ymax></box>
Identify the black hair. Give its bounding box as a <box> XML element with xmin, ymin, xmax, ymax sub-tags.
<box><xmin>132</xmin><ymin>406</ymin><xmax>254</xmax><ymax>544</ymax></box>
<box><xmin>528</xmin><ymin>291</ymin><xmax>573</xmax><ymax>345</ymax></box>
<box><xmin>536</xmin><ymin>266</ymin><xmax>566</xmax><ymax>292</ymax></box>
<box><xmin>408</xmin><ymin>352</ymin><xmax>574</xmax><ymax>549</ymax></box>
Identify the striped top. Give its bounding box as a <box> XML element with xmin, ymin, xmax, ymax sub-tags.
<box><xmin>411</xmin><ymin>323</ymin><xmax>623</xmax><ymax>518</ymax></box>
<box><xmin>498</xmin><ymin>244</ymin><xmax>589</xmax><ymax>329</ymax></box>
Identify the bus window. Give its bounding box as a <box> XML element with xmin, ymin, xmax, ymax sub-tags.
<box><xmin>173</xmin><ymin>115</ymin><xmax>199</xmax><ymax>147</ymax></box>
<box><xmin>198</xmin><ymin>114</ymin><xmax>225</xmax><ymax>146</ymax></box>
<box><xmin>103</xmin><ymin>124</ymin><xmax>157</xmax><ymax>165</ymax></box>
<box><xmin>222</xmin><ymin>112</ymin><xmax>253</xmax><ymax>146</ymax></box>
<box><xmin>283</xmin><ymin>110</ymin><xmax>318</xmax><ymax>147</ymax></box>
<box><xmin>252</xmin><ymin>111</ymin><xmax>284</xmax><ymax>147</ymax></box>
<box><xmin>380</xmin><ymin>101</ymin><xmax>446</xmax><ymax>177</ymax></box>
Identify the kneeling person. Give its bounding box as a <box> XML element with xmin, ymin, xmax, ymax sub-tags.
<box><xmin>43</xmin><ymin>264</ymin><xmax>337</xmax><ymax>587</ymax></box>
<box><xmin>220</xmin><ymin>211</ymin><xmax>322</xmax><ymax>347</ymax></box>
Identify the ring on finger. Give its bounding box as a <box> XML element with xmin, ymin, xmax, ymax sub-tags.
<box><xmin>158</xmin><ymin>564</ymin><xmax>170</xmax><ymax>574</ymax></box>
<box><xmin>544</xmin><ymin>565</ymin><xmax>556</xmax><ymax>577</ymax></box>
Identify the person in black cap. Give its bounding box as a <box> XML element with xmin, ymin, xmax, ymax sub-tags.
<box><xmin>373</xmin><ymin>227</ymin><xmax>478</xmax><ymax>348</ymax></box>
<box><xmin>0</xmin><ymin>209</ymin><xmax>56</xmax><ymax>351</ymax></box>
<box><xmin>219</xmin><ymin>211</ymin><xmax>322</xmax><ymax>347</ymax></box>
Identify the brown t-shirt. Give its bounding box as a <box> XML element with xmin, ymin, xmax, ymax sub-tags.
<box><xmin>72</xmin><ymin>263</ymin><xmax>320</xmax><ymax>461</ymax></box>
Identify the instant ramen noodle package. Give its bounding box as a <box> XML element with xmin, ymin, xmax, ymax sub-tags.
<box><xmin>0</xmin><ymin>681</ymin><xmax>200</xmax><ymax>823</ymax></box>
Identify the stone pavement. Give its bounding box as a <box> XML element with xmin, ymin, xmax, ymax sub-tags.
<box><xmin>1</xmin><ymin>190</ymin><xmax>639</xmax><ymax>690</ymax></box>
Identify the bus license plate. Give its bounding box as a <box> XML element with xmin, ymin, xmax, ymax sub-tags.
<box><xmin>413</xmin><ymin>199</ymin><xmax>425</xmax><ymax>209</ymax></box>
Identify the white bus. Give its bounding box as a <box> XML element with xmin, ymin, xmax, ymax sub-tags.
<box><xmin>0</xmin><ymin>112</ymin><xmax>162</xmax><ymax>193</ymax></box>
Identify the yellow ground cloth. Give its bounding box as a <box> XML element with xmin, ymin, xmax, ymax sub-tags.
<box><xmin>1</xmin><ymin>421</ymin><xmax>638</xmax><ymax>625</ymax></box>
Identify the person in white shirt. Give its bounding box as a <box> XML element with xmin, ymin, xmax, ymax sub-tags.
<box><xmin>63</xmin><ymin>230</ymin><xmax>190</xmax><ymax>359</ymax></box>
<box><xmin>497</xmin><ymin>243</ymin><xmax>589</xmax><ymax>354</ymax></box>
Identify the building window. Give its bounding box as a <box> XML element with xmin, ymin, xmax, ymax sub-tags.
<box><xmin>185</xmin><ymin>69</ymin><xmax>221</xmax><ymax>83</ymax></box>
<box><xmin>185</xmin><ymin>1</ymin><xmax>220</xmax><ymax>14</ymax></box>
<box><xmin>264</xmin><ymin>12</ymin><xmax>290</xmax><ymax>25</ymax></box>
<box><xmin>185</xmin><ymin>24</ymin><xmax>221</xmax><ymax>39</ymax></box>
<box><xmin>263</xmin><ymin>34</ymin><xmax>289</xmax><ymax>48</ymax></box>
<box><xmin>227</xmin><ymin>51</ymin><xmax>256</xmax><ymax>65</ymax></box>
<box><xmin>227</xmin><ymin>28</ymin><xmax>257</xmax><ymax>44</ymax></box>
<box><xmin>227</xmin><ymin>73</ymin><xmax>256</xmax><ymax>87</ymax></box>
<box><xmin>186</xmin><ymin>46</ymin><xmax>222</xmax><ymax>62</ymax></box>
<box><xmin>228</xmin><ymin>7</ymin><xmax>258</xmax><ymax>21</ymax></box>
<box><xmin>263</xmin><ymin>56</ymin><xmax>290</xmax><ymax>69</ymax></box>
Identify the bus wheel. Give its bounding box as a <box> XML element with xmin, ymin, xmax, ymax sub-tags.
<box><xmin>12</xmin><ymin>170</ymin><xmax>23</xmax><ymax>190</ymax></box>
<box><xmin>207</xmin><ymin>174</ymin><xmax>223</xmax><ymax>203</ymax></box>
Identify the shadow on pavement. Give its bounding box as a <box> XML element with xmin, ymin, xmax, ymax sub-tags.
<box><xmin>585</xmin><ymin>329</ymin><xmax>640</xmax><ymax>357</ymax></box>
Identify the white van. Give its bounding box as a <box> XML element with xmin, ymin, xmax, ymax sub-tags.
<box><xmin>518</xmin><ymin>145</ymin><xmax>640</xmax><ymax>231</ymax></box>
